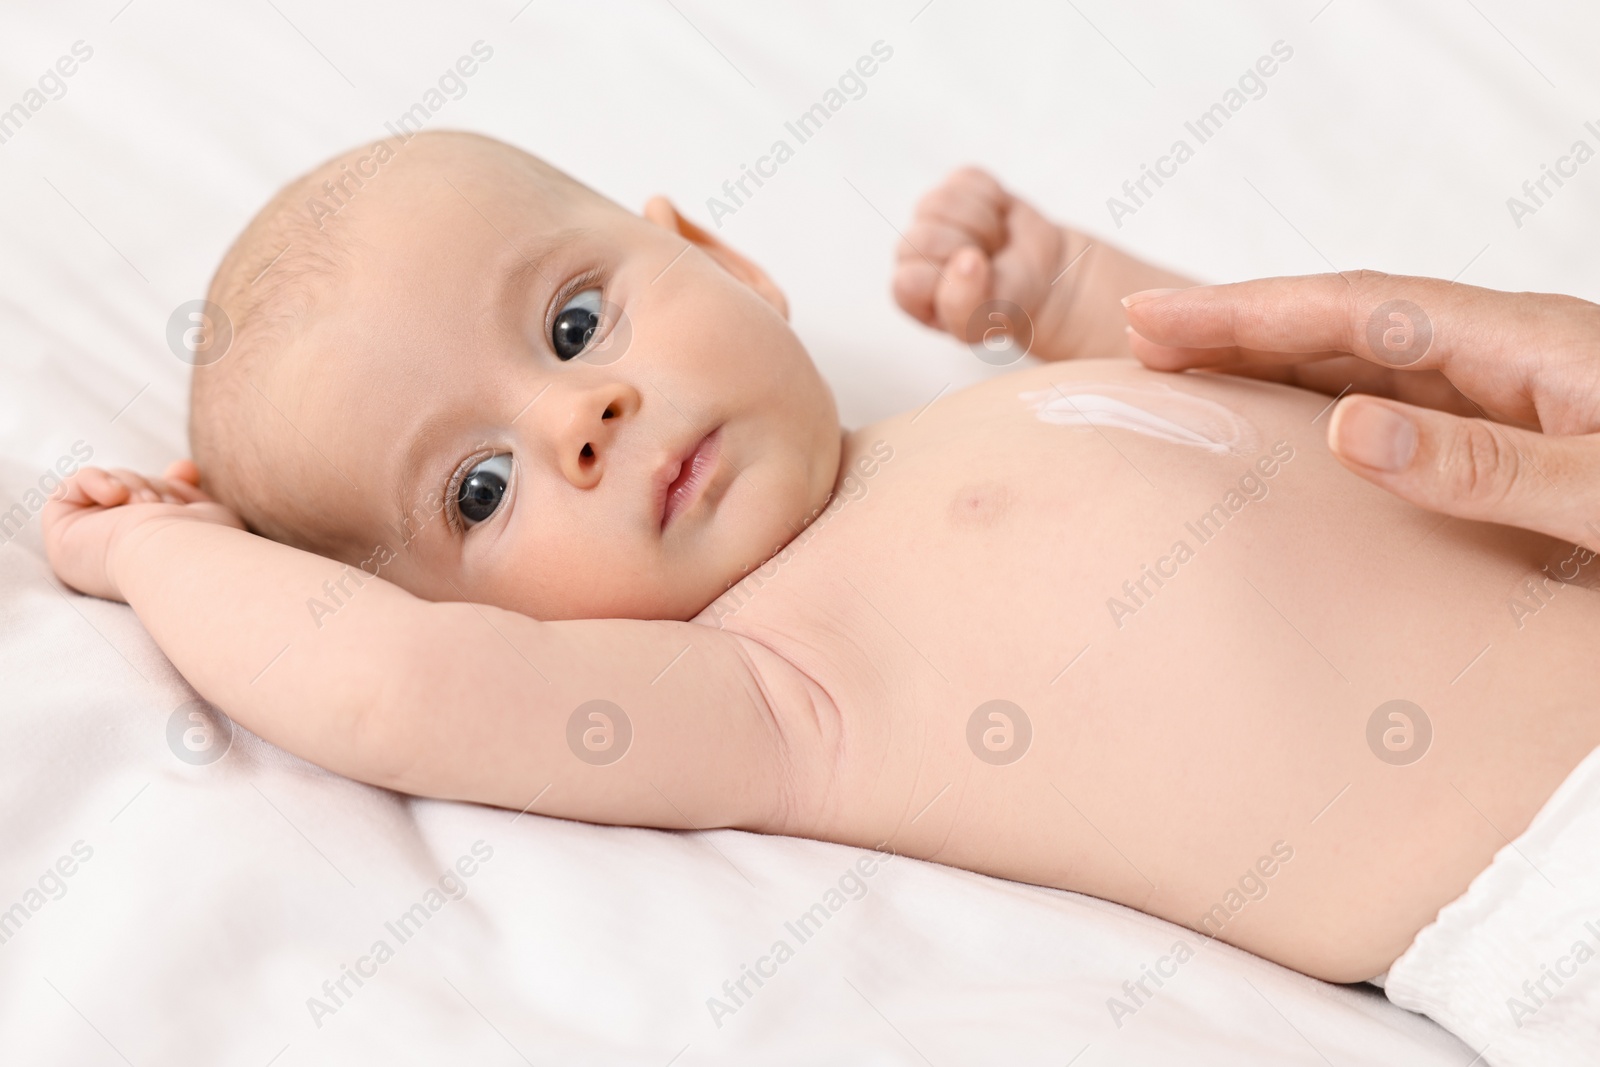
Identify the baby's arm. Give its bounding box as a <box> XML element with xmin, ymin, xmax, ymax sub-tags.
<box><xmin>893</xmin><ymin>167</ymin><xmax>1195</xmax><ymax>362</ymax></box>
<box><xmin>44</xmin><ymin>467</ymin><xmax>826</xmax><ymax>834</ymax></box>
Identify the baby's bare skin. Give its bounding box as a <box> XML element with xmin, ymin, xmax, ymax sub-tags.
<box><xmin>713</xmin><ymin>356</ymin><xmax>1600</xmax><ymax>981</ymax></box>
<box><xmin>41</xmin><ymin>135</ymin><xmax>1600</xmax><ymax>990</ymax></box>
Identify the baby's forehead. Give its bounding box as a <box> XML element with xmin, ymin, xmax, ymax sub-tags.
<box><xmin>350</xmin><ymin>136</ymin><xmax>598</xmax><ymax>236</ymax></box>
<box><xmin>326</xmin><ymin>162</ymin><xmax>623</xmax><ymax>314</ymax></box>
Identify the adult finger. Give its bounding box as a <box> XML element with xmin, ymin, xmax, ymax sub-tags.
<box><xmin>1189</xmin><ymin>357</ymin><xmax>1484</xmax><ymax>421</ymax></box>
<box><xmin>1327</xmin><ymin>394</ymin><xmax>1600</xmax><ymax>551</ymax></box>
<box><xmin>1123</xmin><ymin>272</ymin><xmax>1600</xmax><ymax>428</ymax></box>
<box><xmin>1127</xmin><ymin>330</ymin><xmax>1347</xmax><ymax>371</ymax></box>
<box><xmin>1121</xmin><ymin>271</ymin><xmax>1500</xmax><ymax>361</ymax></box>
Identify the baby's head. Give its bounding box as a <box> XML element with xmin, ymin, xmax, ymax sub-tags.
<box><xmin>191</xmin><ymin>131</ymin><xmax>841</xmax><ymax>620</ymax></box>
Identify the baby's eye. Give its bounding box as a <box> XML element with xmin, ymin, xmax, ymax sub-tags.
<box><xmin>551</xmin><ymin>287</ymin><xmax>603</xmax><ymax>361</ymax></box>
<box><xmin>457</xmin><ymin>453</ymin><xmax>513</xmax><ymax>527</ymax></box>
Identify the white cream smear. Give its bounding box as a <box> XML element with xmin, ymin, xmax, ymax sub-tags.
<box><xmin>1020</xmin><ymin>382</ymin><xmax>1261</xmax><ymax>456</ymax></box>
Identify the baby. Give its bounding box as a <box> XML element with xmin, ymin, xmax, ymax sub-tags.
<box><xmin>42</xmin><ymin>131</ymin><xmax>1600</xmax><ymax>1059</ymax></box>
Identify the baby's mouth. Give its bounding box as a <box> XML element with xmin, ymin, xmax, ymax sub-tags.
<box><xmin>658</xmin><ymin>427</ymin><xmax>722</xmax><ymax>530</ymax></box>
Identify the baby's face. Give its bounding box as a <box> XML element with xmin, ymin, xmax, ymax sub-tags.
<box><xmin>272</xmin><ymin>142</ymin><xmax>841</xmax><ymax>620</ymax></box>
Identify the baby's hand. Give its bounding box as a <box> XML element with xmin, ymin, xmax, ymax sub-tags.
<box><xmin>42</xmin><ymin>460</ymin><xmax>245</xmax><ymax>602</ymax></box>
<box><xmin>894</xmin><ymin>168</ymin><xmax>1196</xmax><ymax>363</ymax></box>
<box><xmin>893</xmin><ymin>167</ymin><xmax>1082</xmax><ymax>361</ymax></box>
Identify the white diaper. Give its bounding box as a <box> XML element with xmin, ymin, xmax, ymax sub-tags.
<box><xmin>1382</xmin><ymin>745</ymin><xmax>1600</xmax><ymax>1065</ymax></box>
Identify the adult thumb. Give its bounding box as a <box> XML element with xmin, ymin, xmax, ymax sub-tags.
<box><xmin>1328</xmin><ymin>395</ymin><xmax>1600</xmax><ymax>552</ymax></box>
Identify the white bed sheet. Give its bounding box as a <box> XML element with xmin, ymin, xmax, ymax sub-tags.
<box><xmin>5</xmin><ymin>1</ymin><xmax>1596</xmax><ymax>1062</ymax></box>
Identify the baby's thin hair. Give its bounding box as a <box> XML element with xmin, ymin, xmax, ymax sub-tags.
<box><xmin>188</xmin><ymin>139</ymin><xmax>371</xmax><ymax>560</ymax></box>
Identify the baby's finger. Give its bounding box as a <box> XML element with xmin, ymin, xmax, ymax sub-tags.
<box><xmin>943</xmin><ymin>166</ymin><xmax>1008</xmax><ymax>204</ymax></box>
<box><xmin>77</xmin><ymin>467</ymin><xmax>132</xmax><ymax>507</ymax></box>
<box><xmin>914</xmin><ymin>171</ymin><xmax>1008</xmax><ymax>254</ymax></box>
<box><xmin>160</xmin><ymin>477</ymin><xmax>209</xmax><ymax>504</ymax></box>
<box><xmin>892</xmin><ymin>257</ymin><xmax>940</xmax><ymax>326</ymax></box>
<box><xmin>50</xmin><ymin>477</ymin><xmax>96</xmax><ymax>508</ymax></box>
<box><xmin>145</xmin><ymin>477</ymin><xmax>206</xmax><ymax>505</ymax></box>
<box><xmin>899</xmin><ymin>219</ymin><xmax>992</xmax><ymax>266</ymax></box>
<box><xmin>934</xmin><ymin>246</ymin><xmax>993</xmax><ymax>342</ymax></box>
<box><xmin>163</xmin><ymin>459</ymin><xmax>202</xmax><ymax>487</ymax></box>
<box><xmin>990</xmin><ymin>198</ymin><xmax>1069</xmax><ymax>314</ymax></box>
<box><xmin>109</xmin><ymin>468</ymin><xmax>165</xmax><ymax>504</ymax></box>
<box><xmin>135</xmin><ymin>477</ymin><xmax>178</xmax><ymax>504</ymax></box>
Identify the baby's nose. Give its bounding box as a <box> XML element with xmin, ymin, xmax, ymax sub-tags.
<box><xmin>552</xmin><ymin>381</ymin><xmax>640</xmax><ymax>488</ymax></box>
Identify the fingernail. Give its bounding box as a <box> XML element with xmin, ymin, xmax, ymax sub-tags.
<box><xmin>1121</xmin><ymin>287</ymin><xmax>1183</xmax><ymax>308</ymax></box>
<box><xmin>1334</xmin><ymin>400</ymin><xmax>1417</xmax><ymax>472</ymax></box>
<box><xmin>954</xmin><ymin>248</ymin><xmax>980</xmax><ymax>276</ymax></box>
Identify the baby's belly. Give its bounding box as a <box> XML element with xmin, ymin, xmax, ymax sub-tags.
<box><xmin>718</xmin><ymin>359</ymin><xmax>1600</xmax><ymax>982</ymax></box>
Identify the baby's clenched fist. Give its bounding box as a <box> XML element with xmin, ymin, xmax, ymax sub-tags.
<box><xmin>892</xmin><ymin>167</ymin><xmax>1087</xmax><ymax>362</ymax></box>
<box><xmin>893</xmin><ymin>167</ymin><xmax>1197</xmax><ymax>364</ymax></box>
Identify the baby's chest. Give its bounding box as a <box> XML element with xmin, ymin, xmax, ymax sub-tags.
<box><xmin>714</xmin><ymin>422</ymin><xmax>1127</xmax><ymax>719</ymax></box>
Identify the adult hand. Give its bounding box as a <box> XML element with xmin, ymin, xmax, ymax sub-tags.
<box><xmin>1121</xmin><ymin>271</ymin><xmax>1600</xmax><ymax>551</ymax></box>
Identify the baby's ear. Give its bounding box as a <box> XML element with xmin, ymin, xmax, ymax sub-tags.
<box><xmin>643</xmin><ymin>196</ymin><xmax>788</xmax><ymax>319</ymax></box>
